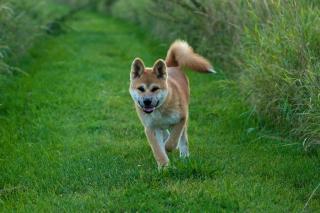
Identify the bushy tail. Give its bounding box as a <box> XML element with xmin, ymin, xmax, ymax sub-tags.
<box><xmin>165</xmin><ymin>40</ymin><xmax>215</xmax><ymax>73</ymax></box>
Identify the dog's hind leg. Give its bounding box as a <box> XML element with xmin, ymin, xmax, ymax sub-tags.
<box><xmin>179</xmin><ymin>128</ymin><xmax>189</xmax><ymax>158</ymax></box>
<box><xmin>163</xmin><ymin>129</ymin><xmax>170</xmax><ymax>143</ymax></box>
<box><xmin>156</xmin><ymin>129</ymin><xmax>170</xmax><ymax>155</ymax></box>
<box><xmin>155</xmin><ymin>129</ymin><xmax>167</xmax><ymax>151</ymax></box>
<box><xmin>165</xmin><ymin>118</ymin><xmax>186</xmax><ymax>152</ymax></box>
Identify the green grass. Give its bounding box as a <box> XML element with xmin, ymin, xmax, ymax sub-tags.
<box><xmin>0</xmin><ymin>11</ymin><xmax>319</xmax><ymax>212</ymax></box>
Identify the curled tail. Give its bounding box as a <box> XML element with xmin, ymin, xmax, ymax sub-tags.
<box><xmin>165</xmin><ymin>40</ymin><xmax>216</xmax><ymax>73</ymax></box>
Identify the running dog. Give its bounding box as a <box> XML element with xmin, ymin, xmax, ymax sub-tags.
<box><xmin>129</xmin><ymin>40</ymin><xmax>215</xmax><ymax>169</ymax></box>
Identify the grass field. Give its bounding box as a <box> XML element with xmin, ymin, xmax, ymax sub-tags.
<box><xmin>0</xmin><ymin>11</ymin><xmax>319</xmax><ymax>212</ymax></box>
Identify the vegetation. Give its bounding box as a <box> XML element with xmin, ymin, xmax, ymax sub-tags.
<box><xmin>0</xmin><ymin>0</ymin><xmax>70</xmax><ymax>74</ymax></box>
<box><xmin>0</xmin><ymin>0</ymin><xmax>319</xmax><ymax>211</ymax></box>
<box><xmin>0</xmin><ymin>11</ymin><xmax>319</xmax><ymax>211</ymax></box>
<box><xmin>110</xmin><ymin>0</ymin><xmax>320</xmax><ymax>149</ymax></box>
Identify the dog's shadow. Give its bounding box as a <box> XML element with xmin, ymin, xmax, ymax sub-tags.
<box><xmin>159</xmin><ymin>158</ymin><xmax>221</xmax><ymax>181</ymax></box>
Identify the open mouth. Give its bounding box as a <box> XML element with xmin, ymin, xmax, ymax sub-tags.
<box><xmin>142</xmin><ymin>107</ymin><xmax>155</xmax><ymax>113</ymax></box>
<box><xmin>141</xmin><ymin>101</ymin><xmax>159</xmax><ymax>114</ymax></box>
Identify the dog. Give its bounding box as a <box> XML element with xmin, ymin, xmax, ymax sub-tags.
<box><xmin>129</xmin><ymin>40</ymin><xmax>215</xmax><ymax>169</ymax></box>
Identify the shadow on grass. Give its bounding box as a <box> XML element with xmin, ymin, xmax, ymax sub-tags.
<box><xmin>157</xmin><ymin>158</ymin><xmax>221</xmax><ymax>181</ymax></box>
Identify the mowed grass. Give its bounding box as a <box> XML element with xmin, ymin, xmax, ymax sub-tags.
<box><xmin>0</xmin><ymin>11</ymin><xmax>319</xmax><ymax>212</ymax></box>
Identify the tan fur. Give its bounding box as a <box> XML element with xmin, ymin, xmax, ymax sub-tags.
<box><xmin>166</xmin><ymin>40</ymin><xmax>215</xmax><ymax>73</ymax></box>
<box><xmin>129</xmin><ymin>40</ymin><xmax>214</xmax><ymax>169</ymax></box>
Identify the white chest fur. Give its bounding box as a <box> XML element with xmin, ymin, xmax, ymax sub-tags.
<box><xmin>141</xmin><ymin>110</ymin><xmax>181</xmax><ymax>129</ymax></box>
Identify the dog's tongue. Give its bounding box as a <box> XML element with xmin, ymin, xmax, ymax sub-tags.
<box><xmin>143</xmin><ymin>107</ymin><xmax>155</xmax><ymax>113</ymax></box>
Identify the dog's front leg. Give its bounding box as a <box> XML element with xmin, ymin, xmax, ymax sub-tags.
<box><xmin>165</xmin><ymin>119</ymin><xmax>186</xmax><ymax>152</ymax></box>
<box><xmin>145</xmin><ymin>128</ymin><xmax>169</xmax><ymax>168</ymax></box>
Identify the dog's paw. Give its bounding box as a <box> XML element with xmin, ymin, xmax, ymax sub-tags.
<box><xmin>179</xmin><ymin>148</ymin><xmax>190</xmax><ymax>159</ymax></box>
<box><xmin>157</xmin><ymin>162</ymin><xmax>169</xmax><ymax>172</ymax></box>
<box><xmin>157</xmin><ymin>158</ymin><xmax>169</xmax><ymax>171</ymax></box>
<box><xmin>179</xmin><ymin>139</ymin><xmax>189</xmax><ymax>158</ymax></box>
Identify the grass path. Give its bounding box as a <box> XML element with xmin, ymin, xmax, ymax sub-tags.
<box><xmin>0</xmin><ymin>11</ymin><xmax>319</xmax><ymax>212</ymax></box>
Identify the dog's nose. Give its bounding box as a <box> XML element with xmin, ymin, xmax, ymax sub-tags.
<box><xmin>143</xmin><ymin>99</ymin><xmax>152</xmax><ymax>106</ymax></box>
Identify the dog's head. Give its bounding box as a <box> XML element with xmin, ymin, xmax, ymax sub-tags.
<box><xmin>129</xmin><ymin>58</ymin><xmax>168</xmax><ymax>114</ymax></box>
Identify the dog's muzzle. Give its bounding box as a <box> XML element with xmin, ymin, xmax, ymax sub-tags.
<box><xmin>140</xmin><ymin>100</ymin><xmax>159</xmax><ymax>114</ymax></box>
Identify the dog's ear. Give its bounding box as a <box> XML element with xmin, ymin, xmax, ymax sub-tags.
<box><xmin>131</xmin><ymin>58</ymin><xmax>145</xmax><ymax>79</ymax></box>
<box><xmin>153</xmin><ymin>59</ymin><xmax>167</xmax><ymax>80</ymax></box>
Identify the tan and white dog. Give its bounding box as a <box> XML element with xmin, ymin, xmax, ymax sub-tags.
<box><xmin>129</xmin><ymin>40</ymin><xmax>215</xmax><ymax>169</ymax></box>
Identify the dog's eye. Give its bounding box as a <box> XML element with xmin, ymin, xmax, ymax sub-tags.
<box><xmin>151</xmin><ymin>87</ymin><xmax>159</xmax><ymax>92</ymax></box>
<box><xmin>137</xmin><ymin>86</ymin><xmax>145</xmax><ymax>92</ymax></box>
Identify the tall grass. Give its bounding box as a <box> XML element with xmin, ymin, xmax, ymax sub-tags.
<box><xmin>0</xmin><ymin>0</ymin><xmax>68</xmax><ymax>74</ymax></box>
<box><xmin>110</xmin><ymin>0</ymin><xmax>320</xmax><ymax>148</ymax></box>
<box><xmin>240</xmin><ymin>1</ymin><xmax>320</xmax><ymax>148</ymax></box>
<box><xmin>55</xmin><ymin>0</ymin><xmax>116</xmax><ymax>12</ymax></box>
